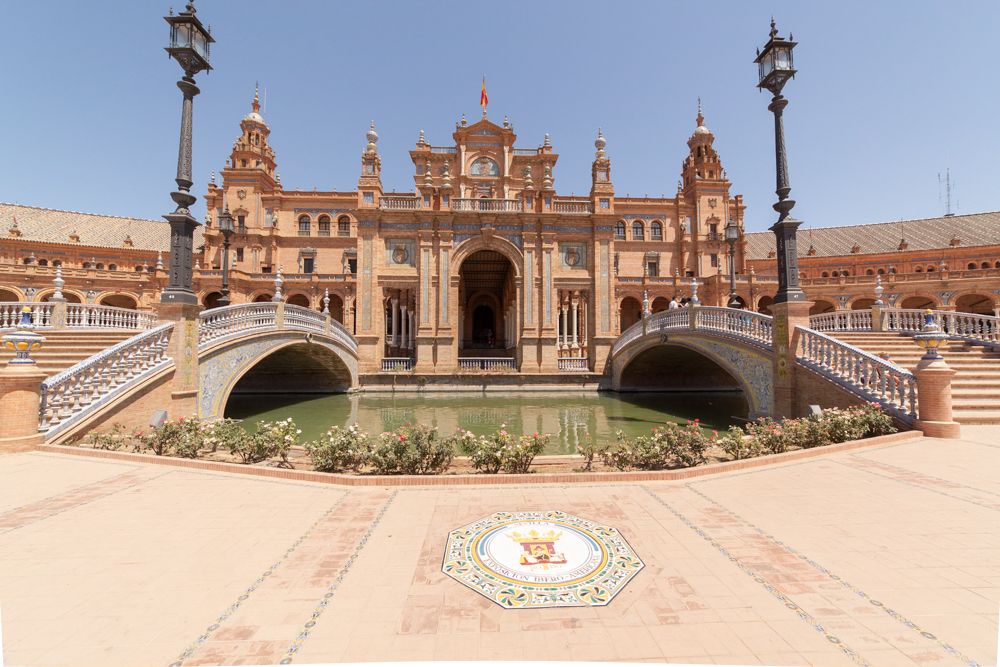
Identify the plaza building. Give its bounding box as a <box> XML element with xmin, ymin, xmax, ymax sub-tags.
<box><xmin>1</xmin><ymin>90</ymin><xmax>999</xmax><ymax>375</ymax></box>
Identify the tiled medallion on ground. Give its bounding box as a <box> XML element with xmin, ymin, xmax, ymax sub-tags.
<box><xmin>442</xmin><ymin>510</ymin><xmax>643</xmax><ymax>608</ymax></box>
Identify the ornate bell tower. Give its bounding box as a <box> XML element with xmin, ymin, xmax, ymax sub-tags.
<box><xmin>358</xmin><ymin>121</ymin><xmax>382</xmax><ymax>208</ymax></box>
<box><xmin>590</xmin><ymin>128</ymin><xmax>614</xmax><ymax>211</ymax></box>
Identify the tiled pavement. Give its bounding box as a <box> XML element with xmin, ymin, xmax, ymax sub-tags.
<box><xmin>0</xmin><ymin>430</ymin><xmax>998</xmax><ymax>667</ymax></box>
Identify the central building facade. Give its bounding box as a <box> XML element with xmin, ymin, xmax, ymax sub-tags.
<box><xmin>201</xmin><ymin>92</ymin><xmax>746</xmax><ymax>374</ymax></box>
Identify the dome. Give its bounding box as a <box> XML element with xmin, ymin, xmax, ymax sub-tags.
<box><xmin>243</xmin><ymin>111</ymin><xmax>266</xmax><ymax>124</ymax></box>
<box><xmin>694</xmin><ymin>124</ymin><xmax>711</xmax><ymax>135</ymax></box>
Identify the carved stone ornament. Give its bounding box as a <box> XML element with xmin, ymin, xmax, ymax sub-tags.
<box><xmin>392</xmin><ymin>244</ymin><xmax>409</xmax><ymax>265</ymax></box>
<box><xmin>237</xmin><ymin>189</ymin><xmax>247</xmax><ymax>200</ymax></box>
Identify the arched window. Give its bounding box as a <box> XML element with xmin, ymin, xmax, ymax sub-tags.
<box><xmin>298</xmin><ymin>215</ymin><xmax>311</xmax><ymax>236</ymax></box>
<box><xmin>650</xmin><ymin>221</ymin><xmax>663</xmax><ymax>241</ymax></box>
<box><xmin>968</xmin><ymin>262</ymin><xmax>977</xmax><ymax>270</ymax></box>
<box><xmin>995</xmin><ymin>261</ymin><xmax>1000</xmax><ymax>269</ymax></box>
<box><xmin>317</xmin><ymin>215</ymin><xmax>331</xmax><ymax>237</ymax></box>
<box><xmin>96</xmin><ymin>263</ymin><xmax>104</xmax><ymax>270</ymax></box>
<box><xmin>53</xmin><ymin>260</ymin><xmax>62</xmax><ymax>267</ymax></box>
<box><xmin>842</xmin><ymin>270</ymin><xmax>851</xmax><ymax>276</ymax></box>
<box><xmin>108</xmin><ymin>264</ymin><xmax>117</xmax><ymax>271</ymax></box>
<box><xmin>866</xmin><ymin>269</ymin><xmax>874</xmax><ymax>276</ymax></box>
<box><xmin>38</xmin><ymin>259</ymin><xmax>48</xmax><ymax>266</ymax></box>
<box><xmin>877</xmin><ymin>268</ymin><xmax>885</xmax><ymax>275</ymax></box>
<box><xmin>338</xmin><ymin>216</ymin><xmax>351</xmax><ymax>237</ymax></box>
<box><xmin>632</xmin><ymin>221</ymin><xmax>644</xmax><ymax>241</ymax></box>
<box><xmin>614</xmin><ymin>221</ymin><xmax>626</xmax><ymax>240</ymax></box>
<box><xmin>982</xmin><ymin>262</ymin><xmax>990</xmax><ymax>269</ymax></box>
<box><xmin>470</xmin><ymin>157</ymin><xmax>499</xmax><ymax>176</ymax></box>
<box><xmin>135</xmin><ymin>265</ymin><xmax>144</xmax><ymax>272</ymax></box>
<box><xmin>915</xmin><ymin>266</ymin><xmax>923</xmax><ymax>273</ymax></box>
<box><xmin>821</xmin><ymin>271</ymin><xmax>829</xmax><ymax>278</ymax></box>
<box><xmin>927</xmin><ymin>265</ymin><xmax>935</xmax><ymax>272</ymax></box>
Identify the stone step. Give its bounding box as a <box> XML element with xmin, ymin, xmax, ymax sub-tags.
<box><xmin>953</xmin><ymin>391</ymin><xmax>1000</xmax><ymax>399</ymax></box>
<box><xmin>952</xmin><ymin>410</ymin><xmax>1000</xmax><ymax>424</ymax></box>
<box><xmin>951</xmin><ymin>399</ymin><xmax>1000</xmax><ymax>410</ymax></box>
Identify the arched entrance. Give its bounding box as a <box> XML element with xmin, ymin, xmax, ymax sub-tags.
<box><xmin>851</xmin><ymin>298</ymin><xmax>875</xmax><ymax>310</ymax></box>
<box><xmin>325</xmin><ymin>294</ymin><xmax>344</xmax><ymax>323</ymax></box>
<box><xmin>901</xmin><ymin>295</ymin><xmax>936</xmax><ymax>310</ymax></box>
<box><xmin>619</xmin><ymin>297</ymin><xmax>642</xmax><ymax>331</ymax></box>
<box><xmin>253</xmin><ymin>293</ymin><xmax>272</xmax><ymax>303</ymax></box>
<box><xmin>287</xmin><ymin>294</ymin><xmax>310</xmax><ymax>308</ymax></box>
<box><xmin>39</xmin><ymin>291</ymin><xmax>81</xmax><ymax>303</ymax></box>
<box><xmin>100</xmin><ymin>294</ymin><xmax>138</xmax><ymax>309</ymax></box>
<box><xmin>203</xmin><ymin>292</ymin><xmax>223</xmax><ymax>309</ymax></box>
<box><xmin>810</xmin><ymin>300</ymin><xmax>835</xmax><ymax>315</ymax></box>
<box><xmin>955</xmin><ymin>293</ymin><xmax>994</xmax><ymax>315</ymax></box>
<box><xmin>0</xmin><ymin>288</ymin><xmax>20</xmax><ymax>302</ymax></box>
<box><xmin>651</xmin><ymin>297</ymin><xmax>670</xmax><ymax>314</ymax></box>
<box><xmin>458</xmin><ymin>250</ymin><xmax>516</xmax><ymax>351</ymax></box>
<box><xmin>756</xmin><ymin>295</ymin><xmax>774</xmax><ymax>315</ymax></box>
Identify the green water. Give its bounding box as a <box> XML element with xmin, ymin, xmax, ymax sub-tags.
<box><xmin>224</xmin><ymin>391</ymin><xmax>748</xmax><ymax>455</ymax></box>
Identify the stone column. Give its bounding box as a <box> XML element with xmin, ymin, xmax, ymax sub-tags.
<box><xmin>571</xmin><ymin>293</ymin><xmax>579</xmax><ymax>347</ymax></box>
<box><xmin>390</xmin><ymin>295</ymin><xmax>399</xmax><ymax>348</ymax></box>
<box><xmin>560</xmin><ymin>299</ymin><xmax>568</xmax><ymax>349</ymax></box>
<box><xmin>400</xmin><ymin>302</ymin><xmax>408</xmax><ymax>351</ymax></box>
<box><xmin>0</xmin><ymin>323</ymin><xmax>47</xmax><ymax>452</ymax></box>
<box><xmin>408</xmin><ymin>309</ymin><xmax>416</xmax><ymax>349</ymax></box>
<box><xmin>157</xmin><ymin>301</ymin><xmax>202</xmax><ymax>418</ymax></box>
<box><xmin>769</xmin><ymin>300</ymin><xmax>813</xmax><ymax>418</ymax></box>
<box><xmin>914</xmin><ymin>356</ymin><xmax>961</xmax><ymax>438</ymax></box>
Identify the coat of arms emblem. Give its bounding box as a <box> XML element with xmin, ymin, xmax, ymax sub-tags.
<box><xmin>392</xmin><ymin>244</ymin><xmax>409</xmax><ymax>264</ymax></box>
<box><xmin>564</xmin><ymin>246</ymin><xmax>580</xmax><ymax>267</ymax></box>
<box><xmin>509</xmin><ymin>529</ymin><xmax>568</xmax><ymax>567</ymax></box>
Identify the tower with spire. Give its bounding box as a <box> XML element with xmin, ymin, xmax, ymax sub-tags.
<box><xmin>358</xmin><ymin>121</ymin><xmax>383</xmax><ymax>206</ymax></box>
<box><xmin>228</xmin><ymin>84</ymin><xmax>277</xmax><ymax>180</ymax></box>
<box><xmin>590</xmin><ymin>128</ymin><xmax>614</xmax><ymax>210</ymax></box>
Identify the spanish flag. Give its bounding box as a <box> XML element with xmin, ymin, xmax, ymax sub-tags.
<box><xmin>480</xmin><ymin>76</ymin><xmax>488</xmax><ymax>111</ymax></box>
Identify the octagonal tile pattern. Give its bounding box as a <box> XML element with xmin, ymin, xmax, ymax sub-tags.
<box><xmin>442</xmin><ymin>510</ymin><xmax>643</xmax><ymax>608</ymax></box>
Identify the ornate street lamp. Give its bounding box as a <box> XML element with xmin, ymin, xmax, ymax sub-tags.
<box><xmin>725</xmin><ymin>218</ymin><xmax>740</xmax><ymax>308</ymax></box>
<box><xmin>160</xmin><ymin>2</ymin><xmax>214</xmax><ymax>305</ymax></box>
<box><xmin>217</xmin><ymin>206</ymin><xmax>234</xmax><ymax>307</ymax></box>
<box><xmin>755</xmin><ymin>19</ymin><xmax>806</xmax><ymax>305</ymax></box>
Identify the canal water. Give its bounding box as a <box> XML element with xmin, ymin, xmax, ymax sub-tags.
<box><xmin>225</xmin><ymin>391</ymin><xmax>748</xmax><ymax>455</ymax></box>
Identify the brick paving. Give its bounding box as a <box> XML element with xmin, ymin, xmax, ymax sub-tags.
<box><xmin>0</xmin><ymin>431</ymin><xmax>998</xmax><ymax>667</ymax></box>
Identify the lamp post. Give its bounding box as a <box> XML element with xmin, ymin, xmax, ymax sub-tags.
<box><xmin>755</xmin><ymin>19</ymin><xmax>806</xmax><ymax>305</ymax></box>
<box><xmin>160</xmin><ymin>2</ymin><xmax>214</xmax><ymax>305</ymax></box>
<box><xmin>217</xmin><ymin>206</ymin><xmax>233</xmax><ymax>307</ymax></box>
<box><xmin>725</xmin><ymin>218</ymin><xmax>740</xmax><ymax>308</ymax></box>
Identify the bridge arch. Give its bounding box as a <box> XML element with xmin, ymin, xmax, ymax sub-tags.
<box><xmin>611</xmin><ymin>330</ymin><xmax>772</xmax><ymax>419</ymax></box>
<box><xmin>199</xmin><ymin>330</ymin><xmax>358</xmax><ymax>419</ymax></box>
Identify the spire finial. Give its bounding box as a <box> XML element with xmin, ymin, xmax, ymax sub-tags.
<box><xmin>696</xmin><ymin>97</ymin><xmax>704</xmax><ymax>127</ymax></box>
<box><xmin>594</xmin><ymin>127</ymin><xmax>606</xmax><ymax>157</ymax></box>
<box><xmin>770</xmin><ymin>16</ymin><xmax>778</xmax><ymax>39</ymax></box>
<box><xmin>252</xmin><ymin>82</ymin><xmax>260</xmax><ymax>113</ymax></box>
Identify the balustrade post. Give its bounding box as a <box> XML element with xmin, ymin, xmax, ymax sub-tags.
<box><xmin>870</xmin><ymin>304</ymin><xmax>884</xmax><ymax>332</ymax></box>
<box><xmin>275</xmin><ymin>301</ymin><xmax>286</xmax><ymax>329</ymax></box>
<box><xmin>913</xmin><ymin>356</ymin><xmax>960</xmax><ymax>438</ymax></box>
<box><xmin>770</xmin><ymin>300</ymin><xmax>813</xmax><ymax>418</ymax></box>
<box><xmin>156</xmin><ymin>301</ymin><xmax>202</xmax><ymax>419</ymax></box>
<box><xmin>0</xmin><ymin>314</ymin><xmax>47</xmax><ymax>451</ymax></box>
<box><xmin>49</xmin><ymin>299</ymin><xmax>68</xmax><ymax>330</ymax></box>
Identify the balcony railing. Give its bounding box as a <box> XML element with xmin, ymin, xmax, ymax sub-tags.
<box><xmin>430</xmin><ymin>147</ymin><xmax>457</xmax><ymax>154</ymax></box>
<box><xmin>379</xmin><ymin>195</ymin><xmax>420</xmax><ymax>210</ymax></box>
<box><xmin>553</xmin><ymin>200</ymin><xmax>592</xmax><ymax>215</ymax></box>
<box><xmin>452</xmin><ymin>198</ymin><xmax>522</xmax><ymax>213</ymax></box>
<box><xmin>381</xmin><ymin>357</ymin><xmax>414</xmax><ymax>372</ymax></box>
<box><xmin>558</xmin><ymin>358</ymin><xmax>589</xmax><ymax>372</ymax></box>
<box><xmin>458</xmin><ymin>357</ymin><xmax>516</xmax><ymax>371</ymax></box>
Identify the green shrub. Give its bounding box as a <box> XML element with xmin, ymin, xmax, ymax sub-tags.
<box><xmin>745</xmin><ymin>418</ymin><xmax>789</xmax><ymax>455</ymax></box>
<box><xmin>503</xmin><ymin>432</ymin><xmax>548</xmax><ymax>474</ymax></box>
<box><xmin>201</xmin><ymin>418</ymin><xmax>249</xmax><ymax>454</ymax></box>
<box><xmin>89</xmin><ymin>424</ymin><xmax>131</xmax><ymax>451</ymax></box>
<box><xmin>306</xmin><ymin>424</ymin><xmax>369</xmax><ymax>472</ymax></box>
<box><xmin>577</xmin><ymin>440</ymin><xmax>599</xmax><ymax>472</ymax></box>
<box><xmin>715</xmin><ymin>426</ymin><xmax>760</xmax><ymax>460</ymax></box>
<box><xmin>139</xmin><ymin>417</ymin><xmax>203</xmax><ymax>457</ymax></box>
<box><xmin>672</xmin><ymin>420</ymin><xmax>709</xmax><ymax>467</ymax></box>
<box><xmin>369</xmin><ymin>424</ymin><xmax>453</xmax><ymax>474</ymax></box>
<box><xmin>254</xmin><ymin>418</ymin><xmax>300</xmax><ymax>467</ymax></box>
<box><xmin>456</xmin><ymin>428</ymin><xmax>506</xmax><ymax>474</ymax></box>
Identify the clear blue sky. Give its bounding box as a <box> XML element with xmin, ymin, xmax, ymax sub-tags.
<box><xmin>2</xmin><ymin>1</ymin><xmax>997</xmax><ymax>233</ymax></box>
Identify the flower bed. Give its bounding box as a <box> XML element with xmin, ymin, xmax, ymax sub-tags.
<box><xmin>72</xmin><ymin>403</ymin><xmax>897</xmax><ymax>475</ymax></box>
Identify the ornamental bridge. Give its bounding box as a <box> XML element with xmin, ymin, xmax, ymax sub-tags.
<box><xmin>2</xmin><ymin>299</ymin><xmax>998</xmax><ymax>445</ymax></box>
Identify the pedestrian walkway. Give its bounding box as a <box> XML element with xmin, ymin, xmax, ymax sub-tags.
<box><xmin>0</xmin><ymin>430</ymin><xmax>997</xmax><ymax>666</ymax></box>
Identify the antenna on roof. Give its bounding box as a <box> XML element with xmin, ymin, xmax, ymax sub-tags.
<box><xmin>938</xmin><ymin>168</ymin><xmax>955</xmax><ymax>217</ymax></box>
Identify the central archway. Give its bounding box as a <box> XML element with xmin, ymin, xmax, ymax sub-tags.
<box><xmin>458</xmin><ymin>249</ymin><xmax>516</xmax><ymax>351</ymax></box>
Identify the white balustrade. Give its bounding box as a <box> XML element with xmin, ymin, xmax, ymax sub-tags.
<box><xmin>884</xmin><ymin>308</ymin><xmax>1000</xmax><ymax>345</ymax></box>
<box><xmin>378</xmin><ymin>195</ymin><xmax>420</xmax><ymax>210</ymax></box>
<box><xmin>65</xmin><ymin>304</ymin><xmax>157</xmax><ymax>330</ymax></box>
<box><xmin>612</xmin><ymin>306</ymin><xmax>773</xmax><ymax>358</ymax></box>
<box><xmin>808</xmin><ymin>310</ymin><xmax>873</xmax><ymax>332</ymax></box>
<box><xmin>451</xmin><ymin>198</ymin><xmax>522</xmax><ymax>213</ymax></box>
<box><xmin>283</xmin><ymin>304</ymin><xmax>328</xmax><ymax>331</ymax></box>
<box><xmin>39</xmin><ymin>323</ymin><xmax>174</xmax><ymax>435</ymax></box>
<box><xmin>198</xmin><ymin>303</ymin><xmax>279</xmax><ymax>346</ymax></box>
<box><xmin>796</xmin><ymin>326</ymin><xmax>917</xmax><ymax>421</ymax></box>
<box><xmin>553</xmin><ymin>200</ymin><xmax>593</xmax><ymax>215</ymax></box>
<box><xmin>459</xmin><ymin>357</ymin><xmax>516</xmax><ymax>371</ymax></box>
<box><xmin>558</xmin><ymin>358</ymin><xmax>589</xmax><ymax>372</ymax></box>
<box><xmin>0</xmin><ymin>302</ymin><xmax>53</xmax><ymax>328</ymax></box>
<box><xmin>381</xmin><ymin>357</ymin><xmax>414</xmax><ymax>372</ymax></box>
<box><xmin>694</xmin><ymin>307</ymin><xmax>773</xmax><ymax>347</ymax></box>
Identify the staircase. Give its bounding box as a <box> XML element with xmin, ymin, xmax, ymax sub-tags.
<box><xmin>0</xmin><ymin>330</ymin><xmax>138</xmax><ymax>378</ymax></box>
<box><xmin>832</xmin><ymin>331</ymin><xmax>1000</xmax><ymax>424</ymax></box>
